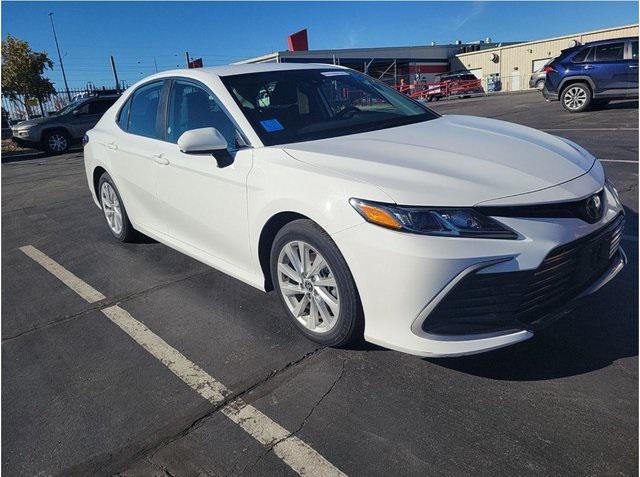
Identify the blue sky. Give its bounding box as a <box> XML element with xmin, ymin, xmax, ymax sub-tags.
<box><xmin>2</xmin><ymin>1</ymin><xmax>638</xmax><ymax>89</ymax></box>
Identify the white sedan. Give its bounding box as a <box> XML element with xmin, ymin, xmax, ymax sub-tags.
<box><xmin>83</xmin><ymin>63</ymin><xmax>625</xmax><ymax>357</ymax></box>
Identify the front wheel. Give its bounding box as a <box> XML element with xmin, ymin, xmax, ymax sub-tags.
<box><xmin>561</xmin><ymin>83</ymin><xmax>592</xmax><ymax>112</ymax></box>
<box><xmin>43</xmin><ymin>130</ymin><xmax>70</xmax><ymax>154</ymax></box>
<box><xmin>271</xmin><ymin>219</ymin><xmax>362</xmax><ymax>347</ymax></box>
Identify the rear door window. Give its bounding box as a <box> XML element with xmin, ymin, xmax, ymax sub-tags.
<box><xmin>127</xmin><ymin>81</ymin><xmax>164</xmax><ymax>139</ymax></box>
<box><xmin>594</xmin><ymin>42</ymin><xmax>625</xmax><ymax>62</ymax></box>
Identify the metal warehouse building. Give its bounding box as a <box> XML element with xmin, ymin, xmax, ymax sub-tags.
<box><xmin>451</xmin><ymin>24</ymin><xmax>639</xmax><ymax>91</ymax></box>
<box><xmin>237</xmin><ymin>42</ymin><xmax>512</xmax><ymax>85</ymax></box>
<box><xmin>240</xmin><ymin>24</ymin><xmax>637</xmax><ymax>92</ymax></box>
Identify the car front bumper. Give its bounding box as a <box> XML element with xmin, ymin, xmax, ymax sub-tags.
<box><xmin>331</xmin><ymin>186</ymin><xmax>625</xmax><ymax>357</ymax></box>
<box><xmin>11</xmin><ymin>127</ymin><xmax>40</xmax><ymax>144</ymax></box>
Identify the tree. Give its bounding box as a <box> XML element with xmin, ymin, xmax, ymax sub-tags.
<box><xmin>2</xmin><ymin>36</ymin><xmax>55</xmax><ymax>118</ymax></box>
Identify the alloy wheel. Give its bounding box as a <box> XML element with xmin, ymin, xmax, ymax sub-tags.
<box><xmin>48</xmin><ymin>133</ymin><xmax>68</xmax><ymax>153</ymax></box>
<box><xmin>100</xmin><ymin>182</ymin><xmax>123</xmax><ymax>235</ymax></box>
<box><xmin>563</xmin><ymin>87</ymin><xmax>587</xmax><ymax>110</ymax></box>
<box><xmin>277</xmin><ymin>240</ymin><xmax>340</xmax><ymax>333</ymax></box>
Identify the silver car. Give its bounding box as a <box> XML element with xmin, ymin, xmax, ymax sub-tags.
<box><xmin>12</xmin><ymin>93</ymin><xmax>119</xmax><ymax>154</ymax></box>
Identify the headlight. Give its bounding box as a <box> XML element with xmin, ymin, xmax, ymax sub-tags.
<box><xmin>349</xmin><ymin>198</ymin><xmax>518</xmax><ymax>239</ymax></box>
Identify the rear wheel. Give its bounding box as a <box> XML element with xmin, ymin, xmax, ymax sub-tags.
<box><xmin>535</xmin><ymin>79</ymin><xmax>545</xmax><ymax>90</ymax></box>
<box><xmin>271</xmin><ymin>219</ymin><xmax>362</xmax><ymax>347</ymax></box>
<box><xmin>43</xmin><ymin>130</ymin><xmax>70</xmax><ymax>154</ymax></box>
<box><xmin>98</xmin><ymin>172</ymin><xmax>140</xmax><ymax>242</ymax></box>
<box><xmin>561</xmin><ymin>83</ymin><xmax>592</xmax><ymax>112</ymax></box>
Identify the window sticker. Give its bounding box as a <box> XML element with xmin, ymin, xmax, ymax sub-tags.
<box><xmin>260</xmin><ymin>119</ymin><xmax>284</xmax><ymax>132</ymax></box>
<box><xmin>321</xmin><ymin>71</ymin><xmax>350</xmax><ymax>77</ymax></box>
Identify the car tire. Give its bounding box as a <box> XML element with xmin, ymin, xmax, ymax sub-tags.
<box><xmin>561</xmin><ymin>83</ymin><xmax>592</xmax><ymax>112</ymax></box>
<box><xmin>97</xmin><ymin>172</ymin><xmax>140</xmax><ymax>242</ymax></box>
<box><xmin>535</xmin><ymin>79</ymin><xmax>545</xmax><ymax>90</ymax></box>
<box><xmin>270</xmin><ymin>219</ymin><xmax>363</xmax><ymax>347</ymax></box>
<box><xmin>42</xmin><ymin>130</ymin><xmax>70</xmax><ymax>154</ymax></box>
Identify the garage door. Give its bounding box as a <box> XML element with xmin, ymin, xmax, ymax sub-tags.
<box><xmin>532</xmin><ymin>58</ymin><xmax>552</xmax><ymax>73</ymax></box>
<box><xmin>469</xmin><ymin>68</ymin><xmax>483</xmax><ymax>79</ymax></box>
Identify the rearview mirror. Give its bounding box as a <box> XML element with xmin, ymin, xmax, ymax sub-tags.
<box><xmin>177</xmin><ymin>127</ymin><xmax>228</xmax><ymax>154</ymax></box>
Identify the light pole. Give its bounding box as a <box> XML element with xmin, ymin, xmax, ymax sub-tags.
<box><xmin>48</xmin><ymin>13</ymin><xmax>71</xmax><ymax>101</ymax></box>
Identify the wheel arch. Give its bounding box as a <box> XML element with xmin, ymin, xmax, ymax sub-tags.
<box><xmin>41</xmin><ymin>126</ymin><xmax>71</xmax><ymax>141</ymax></box>
<box><xmin>559</xmin><ymin>77</ymin><xmax>595</xmax><ymax>96</ymax></box>
<box><xmin>257</xmin><ymin>211</ymin><xmax>311</xmax><ymax>291</ymax></box>
<box><xmin>92</xmin><ymin>166</ymin><xmax>107</xmax><ymax>205</ymax></box>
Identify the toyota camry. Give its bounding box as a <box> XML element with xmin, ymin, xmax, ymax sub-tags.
<box><xmin>83</xmin><ymin>63</ymin><xmax>625</xmax><ymax>357</ymax></box>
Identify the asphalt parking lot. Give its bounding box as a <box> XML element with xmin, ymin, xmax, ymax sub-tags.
<box><xmin>2</xmin><ymin>90</ymin><xmax>638</xmax><ymax>476</ymax></box>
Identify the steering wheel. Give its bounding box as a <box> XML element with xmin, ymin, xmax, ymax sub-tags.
<box><xmin>334</xmin><ymin>106</ymin><xmax>361</xmax><ymax>120</ymax></box>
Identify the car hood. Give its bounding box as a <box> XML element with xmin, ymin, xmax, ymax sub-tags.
<box><xmin>15</xmin><ymin>116</ymin><xmax>56</xmax><ymax>128</ymax></box>
<box><xmin>282</xmin><ymin>115</ymin><xmax>596</xmax><ymax>206</ymax></box>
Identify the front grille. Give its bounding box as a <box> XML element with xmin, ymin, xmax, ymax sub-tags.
<box><xmin>422</xmin><ymin>215</ymin><xmax>625</xmax><ymax>336</ymax></box>
<box><xmin>476</xmin><ymin>189</ymin><xmax>605</xmax><ymax>224</ymax></box>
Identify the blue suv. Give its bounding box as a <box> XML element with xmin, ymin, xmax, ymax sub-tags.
<box><xmin>543</xmin><ymin>37</ymin><xmax>638</xmax><ymax>112</ymax></box>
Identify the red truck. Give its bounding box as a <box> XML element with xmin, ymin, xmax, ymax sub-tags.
<box><xmin>410</xmin><ymin>72</ymin><xmax>484</xmax><ymax>102</ymax></box>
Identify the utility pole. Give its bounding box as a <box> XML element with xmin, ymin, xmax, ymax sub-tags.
<box><xmin>110</xmin><ymin>56</ymin><xmax>120</xmax><ymax>91</ymax></box>
<box><xmin>185</xmin><ymin>51</ymin><xmax>191</xmax><ymax>68</ymax></box>
<box><xmin>48</xmin><ymin>13</ymin><xmax>71</xmax><ymax>102</ymax></box>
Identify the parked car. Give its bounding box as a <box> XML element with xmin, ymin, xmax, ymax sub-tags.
<box><xmin>84</xmin><ymin>64</ymin><xmax>625</xmax><ymax>357</ymax></box>
<box><xmin>11</xmin><ymin>91</ymin><xmax>120</xmax><ymax>153</ymax></box>
<box><xmin>423</xmin><ymin>72</ymin><xmax>483</xmax><ymax>101</ymax></box>
<box><xmin>543</xmin><ymin>37</ymin><xmax>638</xmax><ymax>112</ymax></box>
<box><xmin>529</xmin><ymin>68</ymin><xmax>547</xmax><ymax>89</ymax></box>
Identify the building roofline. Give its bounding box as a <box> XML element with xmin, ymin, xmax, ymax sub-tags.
<box><xmin>456</xmin><ymin>23</ymin><xmax>638</xmax><ymax>57</ymax></box>
<box><xmin>238</xmin><ymin>42</ymin><xmax>520</xmax><ymax>63</ymax></box>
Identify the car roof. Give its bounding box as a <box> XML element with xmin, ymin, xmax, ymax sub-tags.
<box><xmin>141</xmin><ymin>62</ymin><xmax>349</xmax><ymax>81</ymax></box>
<box><xmin>582</xmin><ymin>36</ymin><xmax>636</xmax><ymax>47</ymax></box>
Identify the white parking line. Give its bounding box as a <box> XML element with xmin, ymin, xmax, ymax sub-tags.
<box><xmin>19</xmin><ymin>245</ymin><xmax>106</xmax><ymax>303</ymax></box>
<box><xmin>541</xmin><ymin>128</ymin><xmax>639</xmax><ymax>131</ymax></box>
<box><xmin>598</xmin><ymin>159</ymin><xmax>638</xmax><ymax>164</ymax></box>
<box><xmin>22</xmin><ymin>245</ymin><xmax>346</xmax><ymax>477</ymax></box>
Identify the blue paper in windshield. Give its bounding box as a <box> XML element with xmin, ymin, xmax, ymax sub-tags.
<box><xmin>260</xmin><ymin>119</ymin><xmax>284</xmax><ymax>132</ymax></box>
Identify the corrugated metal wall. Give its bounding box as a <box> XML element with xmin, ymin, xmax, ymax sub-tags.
<box><xmin>451</xmin><ymin>25</ymin><xmax>639</xmax><ymax>92</ymax></box>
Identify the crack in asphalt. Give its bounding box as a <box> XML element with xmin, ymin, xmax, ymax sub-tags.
<box><xmin>236</xmin><ymin>357</ymin><xmax>347</xmax><ymax>476</ymax></box>
<box><xmin>113</xmin><ymin>347</ymin><xmax>325</xmax><ymax>476</ymax></box>
<box><xmin>2</xmin><ymin>269</ymin><xmax>212</xmax><ymax>343</ymax></box>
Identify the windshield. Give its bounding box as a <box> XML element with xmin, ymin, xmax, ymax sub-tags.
<box><xmin>54</xmin><ymin>99</ymin><xmax>86</xmax><ymax>116</ymax></box>
<box><xmin>221</xmin><ymin>69</ymin><xmax>438</xmax><ymax>146</ymax></box>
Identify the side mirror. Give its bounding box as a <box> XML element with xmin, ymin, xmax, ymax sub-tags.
<box><xmin>177</xmin><ymin>127</ymin><xmax>228</xmax><ymax>154</ymax></box>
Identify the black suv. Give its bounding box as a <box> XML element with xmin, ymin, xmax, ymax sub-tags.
<box><xmin>11</xmin><ymin>91</ymin><xmax>120</xmax><ymax>153</ymax></box>
<box><xmin>542</xmin><ymin>37</ymin><xmax>638</xmax><ymax>112</ymax></box>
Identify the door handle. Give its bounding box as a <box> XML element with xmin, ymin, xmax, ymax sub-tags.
<box><xmin>583</xmin><ymin>65</ymin><xmax>594</xmax><ymax>70</ymax></box>
<box><xmin>105</xmin><ymin>141</ymin><xmax>118</xmax><ymax>150</ymax></box>
<box><xmin>150</xmin><ymin>153</ymin><xmax>169</xmax><ymax>165</ymax></box>
<box><xmin>629</xmin><ymin>64</ymin><xmax>638</xmax><ymax>69</ymax></box>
